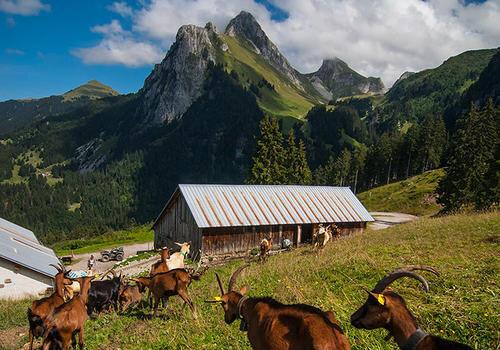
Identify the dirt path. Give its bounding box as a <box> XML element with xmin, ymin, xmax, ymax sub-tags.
<box><xmin>68</xmin><ymin>241</ymin><xmax>154</xmax><ymax>274</ymax></box>
<box><xmin>370</xmin><ymin>212</ymin><xmax>418</xmax><ymax>230</ymax></box>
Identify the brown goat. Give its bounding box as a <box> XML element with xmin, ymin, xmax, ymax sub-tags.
<box><xmin>259</xmin><ymin>238</ymin><xmax>272</xmax><ymax>262</ymax></box>
<box><xmin>351</xmin><ymin>266</ymin><xmax>473</xmax><ymax>350</ymax></box>
<box><xmin>119</xmin><ymin>282</ymin><xmax>147</xmax><ymax>312</ymax></box>
<box><xmin>42</xmin><ymin>276</ymin><xmax>94</xmax><ymax>350</ymax></box>
<box><xmin>149</xmin><ymin>247</ymin><xmax>170</xmax><ymax>276</ymax></box>
<box><xmin>132</xmin><ymin>268</ymin><xmax>197</xmax><ymax>319</ymax></box>
<box><xmin>207</xmin><ymin>265</ymin><xmax>350</xmax><ymax>350</ymax></box>
<box><xmin>27</xmin><ymin>263</ymin><xmax>73</xmax><ymax>350</ymax></box>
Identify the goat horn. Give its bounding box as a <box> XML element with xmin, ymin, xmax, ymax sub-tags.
<box><xmin>396</xmin><ymin>265</ymin><xmax>440</xmax><ymax>277</ymax></box>
<box><xmin>49</xmin><ymin>263</ymin><xmax>62</xmax><ymax>273</ymax></box>
<box><xmin>372</xmin><ymin>270</ymin><xmax>431</xmax><ymax>293</ymax></box>
<box><xmin>228</xmin><ymin>264</ymin><xmax>249</xmax><ymax>292</ymax></box>
<box><xmin>215</xmin><ymin>273</ymin><xmax>225</xmax><ymax>295</ymax></box>
<box><xmin>100</xmin><ymin>268</ymin><xmax>113</xmax><ymax>280</ymax></box>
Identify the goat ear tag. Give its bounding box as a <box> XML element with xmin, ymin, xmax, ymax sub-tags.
<box><xmin>214</xmin><ymin>296</ymin><xmax>222</xmax><ymax>301</ymax></box>
<box><xmin>376</xmin><ymin>294</ymin><xmax>385</xmax><ymax>305</ymax></box>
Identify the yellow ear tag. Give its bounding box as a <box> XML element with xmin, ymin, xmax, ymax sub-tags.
<box><xmin>214</xmin><ymin>296</ymin><xmax>222</xmax><ymax>301</ymax></box>
<box><xmin>376</xmin><ymin>294</ymin><xmax>385</xmax><ymax>305</ymax></box>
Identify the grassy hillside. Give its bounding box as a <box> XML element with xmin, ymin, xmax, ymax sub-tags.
<box><xmin>1</xmin><ymin>212</ymin><xmax>498</xmax><ymax>349</ymax></box>
<box><xmin>62</xmin><ymin>80</ymin><xmax>119</xmax><ymax>102</ymax></box>
<box><xmin>221</xmin><ymin>35</ymin><xmax>320</xmax><ymax>119</ymax></box>
<box><xmin>358</xmin><ymin>169</ymin><xmax>445</xmax><ymax>216</ymax></box>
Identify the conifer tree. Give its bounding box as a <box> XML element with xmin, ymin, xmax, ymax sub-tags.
<box><xmin>335</xmin><ymin>149</ymin><xmax>352</xmax><ymax>186</ymax></box>
<box><xmin>438</xmin><ymin>102</ymin><xmax>497</xmax><ymax>211</ymax></box>
<box><xmin>249</xmin><ymin>116</ymin><xmax>287</xmax><ymax>184</ymax></box>
<box><xmin>285</xmin><ymin>130</ymin><xmax>312</xmax><ymax>184</ymax></box>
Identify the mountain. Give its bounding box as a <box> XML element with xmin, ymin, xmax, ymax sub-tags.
<box><xmin>376</xmin><ymin>48</ymin><xmax>498</xmax><ymax>129</ymax></box>
<box><xmin>392</xmin><ymin>71</ymin><xmax>415</xmax><ymax>87</ymax></box>
<box><xmin>306</xmin><ymin>57</ymin><xmax>384</xmax><ymax>100</ymax></box>
<box><xmin>62</xmin><ymin>80</ymin><xmax>119</xmax><ymax>101</ymax></box>
<box><xmin>0</xmin><ymin>80</ymin><xmax>120</xmax><ymax>135</ymax></box>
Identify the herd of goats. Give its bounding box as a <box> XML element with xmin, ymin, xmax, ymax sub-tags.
<box><xmin>26</xmin><ymin>235</ymin><xmax>474</xmax><ymax>350</ymax></box>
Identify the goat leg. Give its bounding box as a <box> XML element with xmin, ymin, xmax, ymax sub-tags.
<box><xmin>28</xmin><ymin>328</ymin><xmax>34</xmax><ymax>350</ymax></box>
<box><xmin>78</xmin><ymin>328</ymin><xmax>85</xmax><ymax>350</ymax></box>
<box><xmin>177</xmin><ymin>290</ymin><xmax>197</xmax><ymax>319</ymax></box>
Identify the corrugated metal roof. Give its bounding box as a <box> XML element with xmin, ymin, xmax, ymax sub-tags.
<box><xmin>0</xmin><ymin>217</ymin><xmax>61</xmax><ymax>278</ymax></box>
<box><xmin>155</xmin><ymin>184</ymin><xmax>373</xmax><ymax>228</ymax></box>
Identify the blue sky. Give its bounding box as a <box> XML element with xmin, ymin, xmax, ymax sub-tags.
<box><xmin>0</xmin><ymin>0</ymin><xmax>498</xmax><ymax>101</ymax></box>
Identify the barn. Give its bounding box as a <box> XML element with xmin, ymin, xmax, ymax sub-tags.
<box><xmin>0</xmin><ymin>217</ymin><xmax>61</xmax><ymax>299</ymax></box>
<box><xmin>153</xmin><ymin>184</ymin><xmax>374</xmax><ymax>258</ymax></box>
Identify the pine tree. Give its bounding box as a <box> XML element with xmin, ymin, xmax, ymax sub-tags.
<box><xmin>438</xmin><ymin>102</ymin><xmax>497</xmax><ymax>211</ymax></box>
<box><xmin>351</xmin><ymin>148</ymin><xmax>366</xmax><ymax>193</ymax></box>
<box><xmin>285</xmin><ymin>130</ymin><xmax>312</xmax><ymax>184</ymax></box>
<box><xmin>335</xmin><ymin>149</ymin><xmax>352</xmax><ymax>186</ymax></box>
<box><xmin>249</xmin><ymin>116</ymin><xmax>287</xmax><ymax>184</ymax></box>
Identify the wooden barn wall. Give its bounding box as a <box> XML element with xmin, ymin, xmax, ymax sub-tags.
<box><xmin>201</xmin><ymin>222</ymin><xmax>367</xmax><ymax>256</ymax></box>
<box><xmin>201</xmin><ymin>225</ymin><xmax>296</xmax><ymax>256</ymax></box>
<box><xmin>154</xmin><ymin>195</ymin><xmax>202</xmax><ymax>255</ymax></box>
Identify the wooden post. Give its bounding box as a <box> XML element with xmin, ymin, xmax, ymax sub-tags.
<box><xmin>295</xmin><ymin>225</ymin><xmax>302</xmax><ymax>247</ymax></box>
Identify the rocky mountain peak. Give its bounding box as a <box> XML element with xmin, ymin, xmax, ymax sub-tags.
<box><xmin>139</xmin><ymin>22</ymin><xmax>220</xmax><ymax>124</ymax></box>
<box><xmin>225</xmin><ymin>11</ymin><xmax>304</xmax><ymax>89</ymax></box>
<box><xmin>307</xmin><ymin>57</ymin><xmax>384</xmax><ymax>99</ymax></box>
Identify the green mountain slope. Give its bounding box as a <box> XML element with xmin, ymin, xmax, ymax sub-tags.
<box><xmin>376</xmin><ymin>48</ymin><xmax>498</xmax><ymax>128</ymax></box>
<box><xmin>62</xmin><ymin>80</ymin><xmax>119</xmax><ymax>101</ymax></box>
<box><xmin>358</xmin><ymin>169</ymin><xmax>445</xmax><ymax>216</ymax></box>
<box><xmin>0</xmin><ymin>80</ymin><xmax>120</xmax><ymax>135</ymax></box>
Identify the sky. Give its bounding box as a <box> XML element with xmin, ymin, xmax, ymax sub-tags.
<box><xmin>0</xmin><ymin>0</ymin><xmax>499</xmax><ymax>101</ymax></box>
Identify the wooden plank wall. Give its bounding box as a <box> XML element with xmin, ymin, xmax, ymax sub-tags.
<box><xmin>201</xmin><ymin>224</ymin><xmax>296</xmax><ymax>256</ymax></box>
<box><xmin>154</xmin><ymin>195</ymin><xmax>202</xmax><ymax>255</ymax></box>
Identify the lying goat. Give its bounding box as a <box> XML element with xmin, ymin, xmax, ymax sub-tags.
<box><xmin>351</xmin><ymin>265</ymin><xmax>473</xmax><ymax>350</ymax></box>
<box><xmin>42</xmin><ymin>276</ymin><xmax>94</xmax><ymax>350</ymax></box>
<box><xmin>87</xmin><ymin>270</ymin><xmax>124</xmax><ymax>315</ymax></box>
<box><xmin>259</xmin><ymin>238</ymin><xmax>272</xmax><ymax>262</ymax></box>
<box><xmin>27</xmin><ymin>263</ymin><xmax>73</xmax><ymax>350</ymax></box>
<box><xmin>119</xmin><ymin>281</ymin><xmax>147</xmax><ymax>312</ymax></box>
<box><xmin>206</xmin><ymin>265</ymin><xmax>350</xmax><ymax>350</ymax></box>
<box><xmin>132</xmin><ymin>268</ymin><xmax>197</xmax><ymax>318</ymax></box>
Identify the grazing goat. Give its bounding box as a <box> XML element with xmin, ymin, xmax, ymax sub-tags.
<box><xmin>313</xmin><ymin>224</ymin><xmax>333</xmax><ymax>250</ymax></box>
<box><xmin>42</xmin><ymin>276</ymin><xmax>94</xmax><ymax>350</ymax></box>
<box><xmin>351</xmin><ymin>266</ymin><xmax>473</xmax><ymax>350</ymax></box>
<box><xmin>165</xmin><ymin>242</ymin><xmax>191</xmax><ymax>270</ymax></box>
<box><xmin>87</xmin><ymin>270</ymin><xmax>124</xmax><ymax>315</ymax></box>
<box><xmin>206</xmin><ymin>265</ymin><xmax>350</xmax><ymax>350</ymax></box>
<box><xmin>150</xmin><ymin>247</ymin><xmax>170</xmax><ymax>276</ymax></box>
<box><xmin>27</xmin><ymin>263</ymin><xmax>73</xmax><ymax>350</ymax></box>
<box><xmin>132</xmin><ymin>268</ymin><xmax>197</xmax><ymax>319</ymax></box>
<box><xmin>119</xmin><ymin>281</ymin><xmax>147</xmax><ymax>312</ymax></box>
<box><xmin>259</xmin><ymin>238</ymin><xmax>272</xmax><ymax>262</ymax></box>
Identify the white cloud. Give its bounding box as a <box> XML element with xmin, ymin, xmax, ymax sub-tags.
<box><xmin>0</xmin><ymin>0</ymin><xmax>50</xmax><ymax>16</ymax></box>
<box><xmin>73</xmin><ymin>20</ymin><xmax>163</xmax><ymax>67</ymax></box>
<box><xmin>108</xmin><ymin>2</ymin><xmax>134</xmax><ymax>17</ymax></box>
<box><xmin>76</xmin><ymin>0</ymin><xmax>500</xmax><ymax>86</ymax></box>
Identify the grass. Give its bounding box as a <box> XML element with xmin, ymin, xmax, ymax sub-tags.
<box><xmin>1</xmin><ymin>150</ymin><xmax>64</xmax><ymax>186</ymax></box>
<box><xmin>2</xmin><ymin>212</ymin><xmax>498</xmax><ymax>349</ymax></box>
<box><xmin>221</xmin><ymin>35</ymin><xmax>318</xmax><ymax>119</ymax></box>
<box><xmin>358</xmin><ymin>169</ymin><xmax>445</xmax><ymax>216</ymax></box>
<box><xmin>52</xmin><ymin>225</ymin><xmax>154</xmax><ymax>256</ymax></box>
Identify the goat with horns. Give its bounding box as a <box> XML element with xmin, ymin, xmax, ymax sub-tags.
<box><xmin>206</xmin><ymin>264</ymin><xmax>350</xmax><ymax>350</ymax></box>
<box><xmin>350</xmin><ymin>265</ymin><xmax>473</xmax><ymax>350</ymax></box>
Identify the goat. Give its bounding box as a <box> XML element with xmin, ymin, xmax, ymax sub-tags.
<box><xmin>350</xmin><ymin>265</ymin><xmax>473</xmax><ymax>350</ymax></box>
<box><xmin>132</xmin><ymin>268</ymin><xmax>197</xmax><ymax>319</ymax></box>
<box><xmin>87</xmin><ymin>270</ymin><xmax>124</xmax><ymax>315</ymax></box>
<box><xmin>165</xmin><ymin>242</ymin><xmax>191</xmax><ymax>270</ymax></box>
<box><xmin>313</xmin><ymin>224</ymin><xmax>333</xmax><ymax>250</ymax></box>
<box><xmin>42</xmin><ymin>276</ymin><xmax>94</xmax><ymax>350</ymax></box>
<box><xmin>119</xmin><ymin>281</ymin><xmax>147</xmax><ymax>312</ymax></box>
<box><xmin>27</xmin><ymin>263</ymin><xmax>73</xmax><ymax>350</ymax></box>
<box><xmin>206</xmin><ymin>265</ymin><xmax>350</xmax><ymax>350</ymax></box>
<box><xmin>259</xmin><ymin>238</ymin><xmax>272</xmax><ymax>262</ymax></box>
<box><xmin>150</xmin><ymin>247</ymin><xmax>170</xmax><ymax>276</ymax></box>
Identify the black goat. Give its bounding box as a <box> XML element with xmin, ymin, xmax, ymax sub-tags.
<box><xmin>87</xmin><ymin>272</ymin><xmax>124</xmax><ymax>316</ymax></box>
